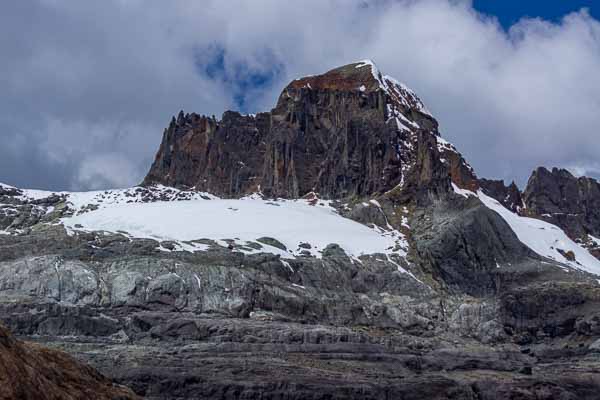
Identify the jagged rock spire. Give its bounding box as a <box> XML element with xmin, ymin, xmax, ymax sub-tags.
<box><xmin>143</xmin><ymin>61</ymin><xmax>475</xmax><ymax>201</ymax></box>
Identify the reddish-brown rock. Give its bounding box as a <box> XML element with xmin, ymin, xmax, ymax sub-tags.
<box><xmin>143</xmin><ymin>61</ymin><xmax>472</xmax><ymax>202</ymax></box>
<box><xmin>0</xmin><ymin>324</ymin><xmax>138</xmax><ymax>400</ymax></box>
<box><xmin>436</xmin><ymin>137</ymin><xmax>479</xmax><ymax>192</ymax></box>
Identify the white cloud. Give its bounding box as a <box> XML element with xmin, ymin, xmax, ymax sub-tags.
<box><xmin>568</xmin><ymin>162</ymin><xmax>600</xmax><ymax>178</ymax></box>
<box><xmin>32</xmin><ymin>117</ymin><xmax>158</xmax><ymax>189</ymax></box>
<box><xmin>1</xmin><ymin>0</ymin><xmax>599</xmax><ymax>189</ymax></box>
<box><xmin>76</xmin><ymin>153</ymin><xmax>141</xmax><ymax>190</ymax></box>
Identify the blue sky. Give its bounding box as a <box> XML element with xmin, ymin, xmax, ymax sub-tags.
<box><xmin>1</xmin><ymin>1</ymin><xmax>600</xmax><ymax>190</ymax></box>
<box><xmin>223</xmin><ymin>1</ymin><xmax>600</xmax><ymax>113</ymax></box>
<box><xmin>230</xmin><ymin>0</ymin><xmax>600</xmax><ymax>111</ymax></box>
<box><xmin>212</xmin><ymin>1</ymin><xmax>600</xmax><ymax>114</ymax></box>
<box><xmin>474</xmin><ymin>0</ymin><xmax>599</xmax><ymax>28</ymax></box>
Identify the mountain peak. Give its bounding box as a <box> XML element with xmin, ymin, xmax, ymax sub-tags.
<box><xmin>144</xmin><ymin>61</ymin><xmax>463</xmax><ymax>199</ymax></box>
<box><xmin>285</xmin><ymin>60</ymin><xmax>431</xmax><ymax>117</ymax></box>
<box><xmin>286</xmin><ymin>61</ymin><xmax>381</xmax><ymax>92</ymax></box>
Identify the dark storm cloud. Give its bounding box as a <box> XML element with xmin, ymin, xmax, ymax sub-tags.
<box><xmin>1</xmin><ymin>0</ymin><xmax>599</xmax><ymax>190</ymax></box>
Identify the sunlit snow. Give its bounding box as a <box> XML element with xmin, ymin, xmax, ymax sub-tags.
<box><xmin>451</xmin><ymin>184</ymin><xmax>600</xmax><ymax>275</ymax></box>
<box><xmin>61</xmin><ymin>194</ymin><xmax>408</xmax><ymax>259</ymax></box>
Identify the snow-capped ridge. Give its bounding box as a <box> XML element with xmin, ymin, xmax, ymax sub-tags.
<box><xmin>354</xmin><ymin>60</ymin><xmax>432</xmax><ymax>117</ymax></box>
<box><xmin>451</xmin><ymin>184</ymin><xmax>600</xmax><ymax>276</ymax></box>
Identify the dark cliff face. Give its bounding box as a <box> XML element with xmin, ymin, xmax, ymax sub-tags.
<box><xmin>522</xmin><ymin>167</ymin><xmax>600</xmax><ymax>243</ymax></box>
<box><xmin>479</xmin><ymin>178</ymin><xmax>523</xmax><ymax>213</ymax></box>
<box><xmin>143</xmin><ymin>61</ymin><xmax>473</xmax><ymax>201</ymax></box>
<box><xmin>472</xmin><ymin>168</ymin><xmax>600</xmax><ymax>260</ymax></box>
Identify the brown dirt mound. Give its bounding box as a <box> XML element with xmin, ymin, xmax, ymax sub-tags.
<box><xmin>0</xmin><ymin>324</ymin><xmax>139</xmax><ymax>400</ymax></box>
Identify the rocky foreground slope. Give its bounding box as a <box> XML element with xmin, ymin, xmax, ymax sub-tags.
<box><xmin>0</xmin><ymin>323</ymin><xmax>138</xmax><ymax>399</ymax></box>
<box><xmin>1</xmin><ymin>61</ymin><xmax>600</xmax><ymax>399</ymax></box>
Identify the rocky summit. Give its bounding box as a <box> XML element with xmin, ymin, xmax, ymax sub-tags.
<box><xmin>2</xmin><ymin>61</ymin><xmax>600</xmax><ymax>399</ymax></box>
<box><xmin>143</xmin><ymin>60</ymin><xmax>476</xmax><ymax>200</ymax></box>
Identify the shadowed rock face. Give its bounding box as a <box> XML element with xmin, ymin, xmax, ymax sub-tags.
<box><xmin>0</xmin><ymin>323</ymin><xmax>139</xmax><ymax>400</ymax></box>
<box><xmin>522</xmin><ymin>167</ymin><xmax>600</xmax><ymax>240</ymax></box>
<box><xmin>143</xmin><ymin>61</ymin><xmax>473</xmax><ymax>201</ymax></box>
<box><xmin>479</xmin><ymin>178</ymin><xmax>523</xmax><ymax>213</ymax></box>
<box><xmin>476</xmin><ymin>168</ymin><xmax>600</xmax><ymax>260</ymax></box>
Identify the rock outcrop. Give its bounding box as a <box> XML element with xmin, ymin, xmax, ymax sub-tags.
<box><xmin>143</xmin><ymin>61</ymin><xmax>473</xmax><ymax>202</ymax></box>
<box><xmin>476</xmin><ymin>168</ymin><xmax>600</xmax><ymax>260</ymax></box>
<box><xmin>522</xmin><ymin>167</ymin><xmax>600</xmax><ymax>241</ymax></box>
<box><xmin>479</xmin><ymin>178</ymin><xmax>523</xmax><ymax>213</ymax></box>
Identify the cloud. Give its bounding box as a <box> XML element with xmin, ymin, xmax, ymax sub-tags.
<box><xmin>1</xmin><ymin>0</ymin><xmax>599</xmax><ymax>190</ymax></box>
<box><xmin>0</xmin><ymin>0</ymin><xmax>232</xmax><ymax>190</ymax></box>
<box><xmin>568</xmin><ymin>162</ymin><xmax>600</xmax><ymax>178</ymax></box>
<box><xmin>76</xmin><ymin>153</ymin><xmax>141</xmax><ymax>190</ymax></box>
<box><xmin>362</xmin><ymin>1</ymin><xmax>600</xmax><ymax>185</ymax></box>
<box><xmin>33</xmin><ymin>117</ymin><xmax>160</xmax><ymax>189</ymax></box>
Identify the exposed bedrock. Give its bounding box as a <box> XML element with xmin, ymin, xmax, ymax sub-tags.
<box><xmin>523</xmin><ymin>167</ymin><xmax>600</xmax><ymax>242</ymax></box>
<box><xmin>1</xmin><ymin>60</ymin><xmax>600</xmax><ymax>399</ymax></box>
<box><xmin>143</xmin><ymin>62</ymin><xmax>468</xmax><ymax>202</ymax></box>
<box><xmin>1</xmin><ymin>201</ymin><xmax>600</xmax><ymax>399</ymax></box>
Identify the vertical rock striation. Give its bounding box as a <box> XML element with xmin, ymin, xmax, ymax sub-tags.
<box><xmin>143</xmin><ymin>60</ymin><xmax>474</xmax><ymax>201</ymax></box>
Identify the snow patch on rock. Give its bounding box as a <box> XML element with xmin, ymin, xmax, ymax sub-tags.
<box><xmin>62</xmin><ymin>195</ymin><xmax>409</xmax><ymax>260</ymax></box>
<box><xmin>479</xmin><ymin>191</ymin><xmax>600</xmax><ymax>275</ymax></box>
<box><xmin>450</xmin><ymin>183</ymin><xmax>600</xmax><ymax>275</ymax></box>
<box><xmin>588</xmin><ymin>234</ymin><xmax>600</xmax><ymax>247</ymax></box>
<box><xmin>452</xmin><ymin>183</ymin><xmax>475</xmax><ymax>199</ymax></box>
